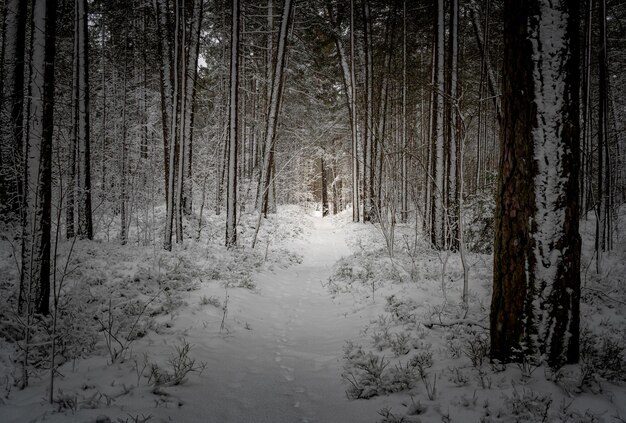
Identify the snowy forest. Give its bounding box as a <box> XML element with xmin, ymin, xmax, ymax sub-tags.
<box><xmin>1</xmin><ymin>0</ymin><xmax>626</xmax><ymax>421</ymax></box>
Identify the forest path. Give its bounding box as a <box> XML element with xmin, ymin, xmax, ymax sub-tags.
<box><xmin>172</xmin><ymin>212</ymin><xmax>384</xmax><ymax>422</ymax></box>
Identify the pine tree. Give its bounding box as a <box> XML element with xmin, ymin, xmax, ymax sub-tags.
<box><xmin>20</xmin><ymin>0</ymin><xmax>58</xmax><ymax>316</ymax></box>
<box><xmin>226</xmin><ymin>0</ymin><xmax>240</xmax><ymax>248</ymax></box>
<box><xmin>491</xmin><ymin>0</ymin><xmax>581</xmax><ymax>367</ymax></box>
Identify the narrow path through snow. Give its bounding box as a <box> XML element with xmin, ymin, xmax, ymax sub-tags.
<box><xmin>175</xmin><ymin>213</ymin><xmax>383</xmax><ymax>422</ymax></box>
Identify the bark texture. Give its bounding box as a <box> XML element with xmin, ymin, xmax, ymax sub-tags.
<box><xmin>20</xmin><ymin>0</ymin><xmax>58</xmax><ymax>316</ymax></box>
<box><xmin>491</xmin><ymin>0</ymin><xmax>580</xmax><ymax>368</ymax></box>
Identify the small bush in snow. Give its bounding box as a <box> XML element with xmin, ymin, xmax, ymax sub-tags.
<box><xmin>377</xmin><ymin>406</ymin><xmax>410</xmax><ymax>423</ymax></box>
<box><xmin>147</xmin><ymin>340</ymin><xmax>206</xmax><ymax>387</ymax></box>
<box><xmin>342</xmin><ymin>348</ymin><xmax>390</xmax><ymax>399</ymax></box>
<box><xmin>390</xmin><ymin>333</ymin><xmax>412</xmax><ymax>357</ymax></box>
<box><xmin>481</xmin><ymin>385</ymin><xmax>551</xmax><ymax>423</ymax></box>
<box><xmin>387</xmin><ymin>361</ymin><xmax>418</xmax><ymax>392</ymax></box>
<box><xmin>53</xmin><ymin>389</ymin><xmax>78</xmax><ymax>412</ymax></box>
<box><xmin>371</xmin><ymin>327</ymin><xmax>392</xmax><ymax>352</ymax></box>
<box><xmin>117</xmin><ymin>414</ymin><xmax>153</xmax><ymax>423</ymax></box>
<box><xmin>448</xmin><ymin>366</ymin><xmax>470</xmax><ymax>387</ymax></box>
<box><xmin>464</xmin><ymin>332</ymin><xmax>490</xmax><ymax>369</ymax></box>
<box><xmin>579</xmin><ymin>327</ymin><xmax>626</xmax><ymax>387</ymax></box>
<box><xmin>199</xmin><ymin>295</ymin><xmax>221</xmax><ymax>307</ymax></box>
<box><xmin>409</xmin><ymin>350</ymin><xmax>433</xmax><ymax>378</ymax></box>
<box><xmin>385</xmin><ymin>295</ymin><xmax>417</xmax><ymax>324</ymax></box>
<box><xmin>554</xmin><ymin>399</ymin><xmax>602</xmax><ymax>423</ymax></box>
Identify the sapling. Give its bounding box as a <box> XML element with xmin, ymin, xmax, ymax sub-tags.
<box><xmin>220</xmin><ymin>285</ymin><xmax>229</xmax><ymax>333</ymax></box>
<box><xmin>49</xmin><ymin>180</ymin><xmax>79</xmax><ymax>402</ymax></box>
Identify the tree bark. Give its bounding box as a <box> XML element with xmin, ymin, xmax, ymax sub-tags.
<box><xmin>446</xmin><ymin>0</ymin><xmax>459</xmax><ymax>249</ymax></box>
<box><xmin>400</xmin><ymin>0</ymin><xmax>407</xmax><ymax>224</ymax></box>
<box><xmin>182</xmin><ymin>0</ymin><xmax>204</xmax><ymax>216</ymax></box>
<box><xmin>226</xmin><ymin>0</ymin><xmax>240</xmax><ymax>247</ymax></box>
<box><xmin>491</xmin><ymin>0</ymin><xmax>580</xmax><ymax>367</ymax></box>
<box><xmin>155</xmin><ymin>0</ymin><xmax>174</xmax><ymax>202</ymax></box>
<box><xmin>0</xmin><ymin>0</ymin><xmax>27</xmax><ymax>217</ymax></box>
<box><xmin>362</xmin><ymin>0</ymin><xmax>374</xmax><ymax>223</ymax></box>
<box><xmin>256</xmin><ymin>0</ymin><xmax>293</xmax><ymax>215</ymax></box>
<box><xmin>19</xmin><ymin>0</ymin><xmax>58</xmax><ymax>316</ymax></box>
<box><xmin>321</xmin><ymin>156</ymin><xmax>329</xmax><ymax>217</ymax></box>
<box><xmin>76</xmin><ymin>0</ymin><xmax>93</xmax><ymax>239</ymax></box>
<box><xmin>430</xmin><ymin>0</ymin><xmax>445</xmax><ymax>248</ymax></box>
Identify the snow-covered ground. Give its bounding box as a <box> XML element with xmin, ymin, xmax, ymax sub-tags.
<box><xmin>1</xmin><ymin>206</ymin><xmax>625</xmax><ymax>422</ymax></box>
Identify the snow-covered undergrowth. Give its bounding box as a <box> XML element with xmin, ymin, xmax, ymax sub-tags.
<box><xmin>0</xmin><ymin>204</ymin><xmax>625</xmax><ymax>423</ymax></box>
<box><xmin>0</xmin><ymin>205</ymin><xmax>309</xmax><ymax>422</ymax></box>
<box><xmin>328</xmin><ymin>207</ymin><xmax>626</xmax><ymax>422</ymax></box>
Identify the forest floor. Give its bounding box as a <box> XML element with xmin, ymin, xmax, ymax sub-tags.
<box><xmin>1</xmin><ymin>206</ymin><xmax>626</xmax><ymax>422</ymax></box>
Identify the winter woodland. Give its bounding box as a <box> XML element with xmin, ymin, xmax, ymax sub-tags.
<box><xmin>1</xmin><ymin>0</ymin><xmax>626</xmax><ymax>422</ymax></box>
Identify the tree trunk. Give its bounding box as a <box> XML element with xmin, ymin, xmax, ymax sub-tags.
<box><xmin>226</xmin><ymin>0</ymin><xmax>240</xmax><ymax>247</ymax></box>
<box><xmin>362</xmin><ymin>0</ymin><xmax>374</xmax><ymax>223</ymax></box>
<box><xmin>491</xmin><ymin>0</ymin><xmax>580</xmax><ymax>368</ymax></box>
<box><xmin>400</xmin><ymin>0</ymin><xmax>407</xmax><ymax>224</ymax></box>
<box><xmin>430</xmin><ymin>0</ymin><xmax>445</xmax><ymax>249</ymax></box>
<box><xmin>19</xmin><ymin>0</ymin><xmax>58</xmax><ymax>316</ymax></box>
<box><xmin>76</xmin><ymin>0</ymin><xmax>93</xmax><ymax>239</ymax></box>
<box><xmin>446</xmin><ymin>0</ymin><xmax>459</xmax><ymax>250</ymax></box>
<box><xmin>350</xmin><ymin>0</ymin><xmax>360</xmax><ymax>222</ymax></box>
<box><xmin>163</xmin><ymin>0</ymin><xmax>180</xmax><ymax>250</ymax></box>
<box><xmin>182</xmin><ymin>0</ymin><xmax>204</xmax><ymax>216</ymax></box>
<box><xmin>581</xmin><ymin>0</ymin><xmax>592</xmax><ymax>217</ymax></box>
<box><xmin>328</xmin><ymin>0</ymin><xmax>359</xmax><ymax>222</ymax></box>
<box><xmin>596</xmin><ymin>0</ymin><xmax>609</xmax><ymax>266</ymax></box>
<box><xmin>175</xmin><ymin>0</ymin><xmax>186</xmax><ymax>244</ymax></box>
<box><xmin>321</xmin><ymin>156</ymin><xmax>329</xmax><ymax>217</ymax></box>
<box><xmin>256</xmin><ymin>0</ymin><xmax>293</xmax><ymax>215</ymax></box>
<box><xmin>155</xmin><ymin>0</ymin><xmax>174</xmax><ymax>202</ymax></box>
<box><xmin>120</xmin><ymin>35</ymin><xmax>129</xmax><ymax>246</ymax></box>
<box><xmin>374</xmin><ymin>4</ymin><xmax>396</xmax><ymax>220</ymax></box>
<box><xmin>0</xmin><ymin>0</ymin><xmax>27</xmax><ymax>218</ymax></box>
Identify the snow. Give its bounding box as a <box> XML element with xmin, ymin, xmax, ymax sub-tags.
<box><xmin>1</xmin><ymin>205</ymin><xmax>626</xmax><ymax>422</ymax></box>
<box><xmin>529</xmin><ymin>0</ymin><xmax>573</xmax><ymax>358</ymax></box>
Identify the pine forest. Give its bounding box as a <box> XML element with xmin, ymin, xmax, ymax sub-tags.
<box><xmin>1</xmin><ymin>0</ymin><xmax>626</xmax><ymax>421</ymax></box>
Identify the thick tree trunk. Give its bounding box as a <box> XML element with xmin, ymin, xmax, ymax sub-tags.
<box><xmin>19</xmin><ymin>0</ymin><xmax>58</xmax><ymax>316</ymax></box>
<box><xmin>491</xmin><ymin>0</ymin><xmax>580</xmax><ymax>368</ymax></box>
<box><xmin>0</xmin><ymin>0</ymin><xmax>27</xmax><ymax>217</ymax></box>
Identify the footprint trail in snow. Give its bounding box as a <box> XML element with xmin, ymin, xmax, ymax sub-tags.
<box><xmin>176</xmin><ymin>213</ymin><xmax>382</xmax><ymax>423</ymax></box>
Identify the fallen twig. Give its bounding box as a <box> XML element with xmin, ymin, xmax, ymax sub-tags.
<box><xmin>424</xmin><ymin>319</ymin><xmax>488</xmax><ymax>331</ymax></box>
<box><xmin>582</xmin><ymin>287</ymin><xmax>626</xmax><ymax>306</ymax></box>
